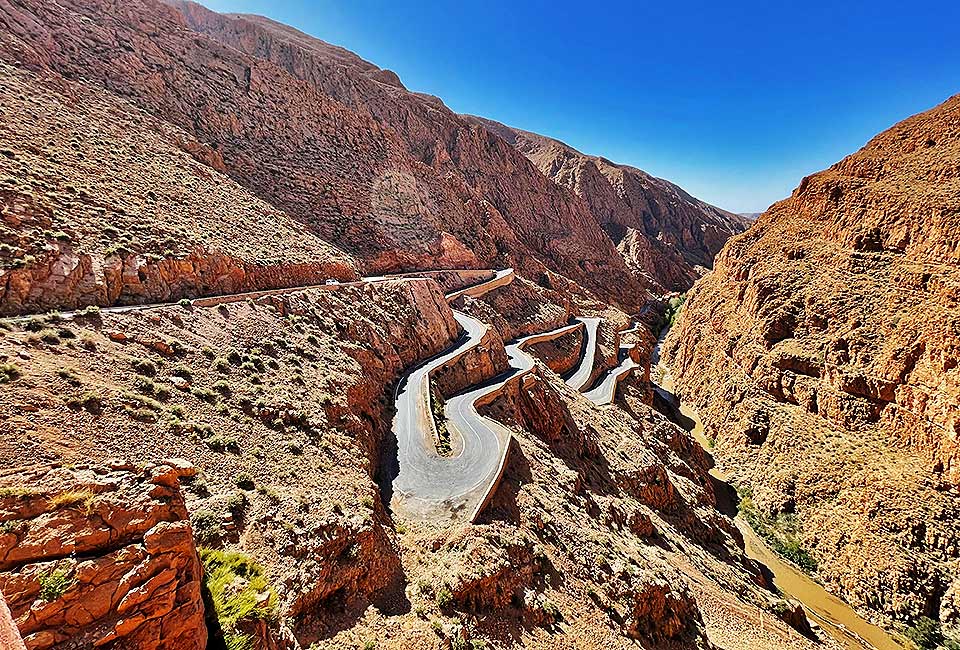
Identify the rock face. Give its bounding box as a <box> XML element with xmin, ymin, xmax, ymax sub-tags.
<box><xmin>468</xmin><ymin>117</ymin><xmax>750</xmax><ymax>293</ymax></box>
<box><xmin>0</xmin><ymin>60</ymin><xmax>356</xmax><ymax>315</ymax></box>
<box><xmin>0</xmin><ymin>462</ymin><xmax>207</xmax><ymax>650</ymax></box>
<box><xmin>665</xmin><ymin>94</ymin><xmax>960</xmax><ymax>626</ymax></box>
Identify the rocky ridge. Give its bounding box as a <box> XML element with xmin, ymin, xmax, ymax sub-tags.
<box><xmin>468</xmin><ymin>117</ymin><xmax>750</xmax><ymax>293</ymax></box>
<box><xmin>0</xmin><ymin>462</ymin><xmax>207</xmax><ymax>650</ymax></box>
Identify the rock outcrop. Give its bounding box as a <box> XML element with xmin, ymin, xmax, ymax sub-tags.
<box><xmin>0</xmin><ymin>462</ymin><xmax>207</xmax><ymax>650</ymax></box>
<box><xmin>665</xmin><ymin>94</ymin><xmax>960</xmax><ymax>627</ymax></box>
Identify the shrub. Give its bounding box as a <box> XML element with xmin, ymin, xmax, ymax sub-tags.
<box><xmin>178</xmin><ymin>298</ymin><xmax>193</xmax><ymax>308</ymax></box>
<box><xmin>213</xmin><ymin>357</ymin><xmax>231</xmax><ymax>373</ymax></box>
<box><xmin>201</xmin><ymin>346</ymin><xmax>216</xmax><ymax>359</ymax></box>
<box><xmin>0</xmin><ymin>487</ymin><xmax>39</xmax><ymax>499</ymax></box>
<box><xmin>213</xmin><ymin>380</ymin><xmax>231</xmax><ymax>395</ymax></box>
<box><xmin>192</xmin><ymin>387</ymin><xmax>218</xmax><ymax>403</ymax></box>
<box><xmin>132</xmin><ymin>358</ymin><xmax>158</xmax><ymax>377</ymax></box>
<box><xmin>38</xmin><ymin>328</ymin><xmax>61</xmax><ymax>345</ymax></box>
<box><xmin>191</xmin><ymin>510</ymin><xmax>222</xmax><ymax>544</ymax></box>
<box><xmin>124</xmin><ymin>406</ymin><xmax>158</xmax><ymax>423</ymax></box>
<box><xmin>48</xmin><ymin>489</ymin><xmax>96</xmax><ymax>513</ymax></box>
<box><xmin>905</xmin><ymin>617</ymin><xmax>944</xmax><ymax>649</ymax></box>
<box><xmin>234</xmin><ymin>473</ymin><xmax>255</xmax><ymax>490</ymax></box>
<box><xmin>227</xmin><ymin>491</ymin><xmax>248</xmax><ymax>516</ymax></box>
<box><xmin>0</xmin><ymin>362</ymin><xmax>21</xmax><ymax>383</ymax></box>
<box><xmin>23</xmin><ymin>317</ymin><xmax>44</xmax><ymax>332</ymax></box>
<box><xmin>80</xmin><ymin>333</ymin><xmax>97</xmax><ymax>351</ymax></box>
<box><xmin>435</xmin><ymin>587</ymin><xmax>453</xmax><ymax>609</ymax></box>
<box><xmin>134</xmin><ymin>376</ymin><xmax>157</xmax><ymax>395</ymax></box>
<box><xmin>199</xmin><ymin>548</ymin><xmax>276</xmax><ymax>649</ymax></box>
<box><xmin>38</xmin><ymin>567</ymin><xmax>74</xmax><ymax>602</ymax></box>
<box><xmin>65</xmin><ymin>391</ymin><xmax>102</xmax><ymax>414</ymax></box>
<box><xmin>171</xmin><ymin>365</ymin><xmax>193</xmax><ymax>381</ymax></box>
<box><xmin>207</xmin><ymin>435</ymin><xmax>239</xmax><ymax>453</ymax></box>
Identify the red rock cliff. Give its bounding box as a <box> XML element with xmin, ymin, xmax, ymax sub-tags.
<box><xmin>665</xmin><ymin>94</ymin><xmax>960</xmax><ymax>625</ymax></box>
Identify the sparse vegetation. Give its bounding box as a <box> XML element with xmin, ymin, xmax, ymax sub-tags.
<box><xmin>207</xmin><ymin>435</ymin><xmax>240</xmax><ymax>453</ymax></box>
<box><xmin>435</xmin><ymin>586</ymin><xmax>454</xmax><ymax>609</ymax></box>
<box><xmin>48</xmin><ymin>489</ymin><xmax>96</xmax><ymax>513</ymax></box>
<box><xmin>65</xmin><ymin>391</ymin><xmax>103</xmax><ymax>414</ymax></box>
<box><xmin>37</xmin><ymin>566</ymin><xmax>74</xmax><ymax>602</ymax></box>
<box><xmin>191</xmin><ymin>510</ymin><xmax>222</xmax><ymax>544</ymax></box>
<box><xmin>132</xmin><ymin>358</ymin><xmax>158</xmax><ymax>377</ymax></box>
<box><xmin>0</xmin><ymin>362</ymin><xmax>21</xmax><ymax>383</ymax></box>
<box><xmin>199</xmin><ymin>548</ymin><xmax>276</xmax><ymax>650</ymax></box>
<box><xmin>902</xmin><ymin>616</ymin><xmax>960</xmax><ymax>650</ymax></box>
<box><xmin>192</xmin><ymin>386</ymin><xmax>218</xmax><ymax>403</ymax></box>
<box><xmin>430</xmin><ymin>383</ymin><xmax>452</xmax><ymax>456</ymax></box>
<box><xmin>234</xmin><ymin>473</ymin><xmax>255</xmax><ymax>490</ymax></box>
<box><xmin>661</xmin><ymin>293</ymin><xmax>686</xmax><ymax>331</ymax></box>
<box><xmin>736</xmin><ymin>485</ymin><xmax>817</xmax><ymax>572</ymax></box>
<box><xmin>0</xmin><ymin>486</ymin><xmax>39</xmax><ymax>499</ymax></box>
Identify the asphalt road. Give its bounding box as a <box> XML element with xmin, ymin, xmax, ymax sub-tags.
<box><xmin>564</xmin><ymin>317</ymin><xmax>601</xmax><ymax>391</ymax></box>
<box><xmin>583</xmin><ymin>344</ymin><xmax>639</xmax><ymax>405</ymax></box>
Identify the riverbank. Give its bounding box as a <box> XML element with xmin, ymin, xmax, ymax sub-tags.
<box><xmin>651</xmin><ymin>327</ymin><xmax>903</xmax><ymax>650</ymax></box>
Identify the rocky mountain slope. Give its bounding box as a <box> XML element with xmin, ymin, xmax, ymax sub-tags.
<box><xmin>0</xmin><ymin>275</ymin><xmax>831</xmax><ymax>650</ymax></box>
<box><xmin>665</xmin><ymin>94</ymin><xmax>960</xmax><ymax>633</ymax></box>
<box><xmin>469</xmin><ymin>117</ymin><xmax>749</xmax><ymax>293</ymax></box>
<box><xmin>0</xmin><ymin>0</ymin><xmax>860</xmax><ymax>648</ymax></box>
<box><xmin>0</xmin><ymin>0</ymin><xmax>740</xmax><ymax>317</ymax></box>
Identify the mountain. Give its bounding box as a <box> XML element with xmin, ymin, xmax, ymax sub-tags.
<box><xmin>0</xmin><ymin>0</ymin><xmax>742</xmax><ymax>317</ymax></box>
<box><xmin>0</xmin><ymin>0</ymin><xmax>897</xmax><ymax>648</ymax></box>
<box><xmin>467</xmin><ymin>117</ymin><xmax>749</xmax><ymax>293</ymax></box>
<box><xmin>665</xmin><ymin>94</ymin><xmax>960</xmax><ymax>629</ymax></box>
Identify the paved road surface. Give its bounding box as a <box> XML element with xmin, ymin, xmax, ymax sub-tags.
<box><xmin>564</xmin><ymin>317</ymin><xmax>601</xmax><ymax>391</ymax></box>
<box><xmin>583</xmin><ymin>344</ymin><xmax>639</xmax><ymax>405</ymax></box>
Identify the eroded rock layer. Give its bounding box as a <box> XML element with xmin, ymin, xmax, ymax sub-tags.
<box><xmin>0</xmin><ymin>462</ymin><xmax>207</xmax><ymax>650</ymax></box>
<box><xmin>665</xmin><ymin>94</ymin><xmax>960</xmax><ymax>628</ymax></box>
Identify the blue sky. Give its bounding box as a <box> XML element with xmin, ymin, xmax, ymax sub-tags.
<box><xmin>200</xmin><ymin>0</ymin><xmax>960</xmax><ymax>213</ymax></box>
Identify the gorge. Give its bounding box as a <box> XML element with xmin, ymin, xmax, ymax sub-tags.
<box><xmin>0</xmin><ymin>1</ymin><xmax>958</xmax><ymax>649</ymax></box>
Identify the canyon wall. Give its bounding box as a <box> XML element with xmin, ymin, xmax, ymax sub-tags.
<box><xmin>0</xmin><ymin>0</ymin><xmax>744</xmax><ymax>316</ymax></box>
<box><xmin>665</xmin><ymin>94</ymin><xmax>960</xmax><ymax>627</ymax></box>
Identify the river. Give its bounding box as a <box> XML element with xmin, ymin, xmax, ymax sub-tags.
<box><xmin>650</xmin><ymin>327</ymin><xmax>903</xmax><ymax>650</ymax></box>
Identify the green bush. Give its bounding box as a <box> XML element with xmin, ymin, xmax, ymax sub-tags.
<box><xmin>132</xmin><ymin>358</ymin><xmax>158</xmax><ymax>377</ymax></box>
<box><xmin>38</xmin><ymin>567</ymin><xmax>73</xmax><ymax>602</ymax></box>
<box><xmin>191</xmin><ymin>510</ymin><xmax>222</xmax><ymax>544</ymax></box>
<box><xmin>0</xmin><ymin>362</ymin><xmax>21</xmax><ymax>383</ymax></box>
<box><xmin>904</xmin><ymin>617</ymin><xmax>944</xmax><ymax>649</ymax></box>
<box><xmin>199</xmin><ymin>548</ymin><xmax>276</xmax><ymax>650</ymax></box>
<box><xmin>435</xmin><ymin>586</ymin><xmax>453</xmax><ymax>609</ymax></box>
<box><xmin>234</xmin><ymin>473</ymin><xmax>255</xmax><ymax>490</ymax></box>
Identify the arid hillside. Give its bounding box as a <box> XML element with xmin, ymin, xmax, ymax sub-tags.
<box><xmin>665</xmin><ymin>94</ymin><xmax>960</xmax><ymax>632</ymax></box>
<box><xmin>469</xmin><ymin>117</ymin><xmax>749</xmax><ymax>293</ymax></box>
<box><xmin>0</xmin><ymin>0</ymin><xmax>742</xmax><ymax>317</ymax></box>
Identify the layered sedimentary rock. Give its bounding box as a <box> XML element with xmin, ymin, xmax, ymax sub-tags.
<box><xmin>665</xmin><ymin>94</ymin><xmax>960</xmax><ymax>627</ymax></box>
<box><xmin>0</xmin><ymin>462</ymin><xmax>207</xmax><ymax>650</ymax></box>
<box><xmin>468</xmin><ymin>117</ymin><xmax>750</xmax><ymax>293</ymax></box>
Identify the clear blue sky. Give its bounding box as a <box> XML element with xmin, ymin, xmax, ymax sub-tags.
<box><xmin>200</xmin><ymin>0</ymin><xmax>960</xmax><ymax>213</ymax></box>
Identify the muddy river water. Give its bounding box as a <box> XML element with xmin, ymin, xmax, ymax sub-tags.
<box><xmin>651</xmin><ymin>328</ymin><xmax>902</xmax><ymax>650</ymax></box>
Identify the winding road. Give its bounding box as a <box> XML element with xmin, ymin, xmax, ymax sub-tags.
<box><xmin>390</xmin><ymin>270</ymin><xmax>648</xmax><ymax>521</ymax></box>
<box><xmin>18</xmin><ymin>264</ymin><xmax>644</xmax><ymax>522</ymax></box>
